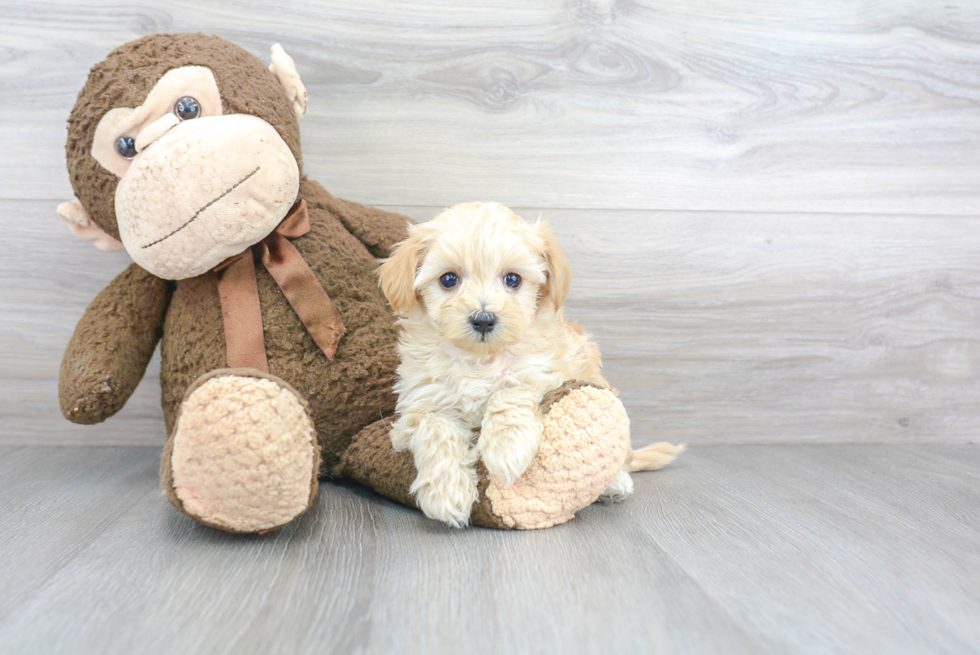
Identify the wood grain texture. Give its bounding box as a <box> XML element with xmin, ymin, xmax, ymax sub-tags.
<box><xmin>3</xmin><ymin>0</ymin><xmax>980</xmax><ymax>212</ymax></box>
<box><xmin>0</xmin><ymin>444</ymin><xmax>977</xmax><ymax>654</ymax></box>
<box><xmin>7</xmin><ymin>199</ymin><xmax>977</xmax><ymax>446</ymax></box>
<box><xmin>552</xmin><ymin>209</ymin><xmax>980</xmax><ymax>445</ymax></box>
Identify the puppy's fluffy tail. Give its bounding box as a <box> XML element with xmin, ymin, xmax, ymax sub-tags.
<box><xmin>627</xmin><ymin>442</ymin><xmax>686</xmax><ymax>472</ymax></box>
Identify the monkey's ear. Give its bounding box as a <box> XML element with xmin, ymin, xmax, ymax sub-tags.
<box><xmin>57</xmin><ymin>198</ymin><xmax>124</xmax><ymax>252</ymax></box>
<box><xmin>269</xmin><ymin>44</ymin><xmax>308</xmax><ymax>121</ymax></box>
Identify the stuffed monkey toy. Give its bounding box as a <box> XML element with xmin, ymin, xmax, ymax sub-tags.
<box><xmin>59</xmin><ymin>33</ymin><xmax>673</xmax><ymax>534</ymax></box>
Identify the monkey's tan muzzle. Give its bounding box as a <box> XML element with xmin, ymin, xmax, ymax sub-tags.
<box><xmin>115</xmin><ymin>114</ymin><xmax>300</xmax><ymax>281</ymax></box>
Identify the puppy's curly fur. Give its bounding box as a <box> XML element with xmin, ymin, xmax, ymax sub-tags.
<box><xmin>378</xmin><ymin>202</ymin><xmax>633</xmax><ymax>527</ymax></box>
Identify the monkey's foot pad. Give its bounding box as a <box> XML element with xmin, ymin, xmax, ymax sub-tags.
<box><xmin>163</xmin><ymin>370</ymin><xmax>320</xmax><ymax>533</ymax></box>
<box><xmin>483</xmin><ymin>385</ymin><xmax>632</xmax><ymax>530</ymax></box>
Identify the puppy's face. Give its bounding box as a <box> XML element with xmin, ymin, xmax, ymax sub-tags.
<box><xmin>379</xmin><ymin>202</ymin><xmax>571</xmax><ymax>354</ymax></box>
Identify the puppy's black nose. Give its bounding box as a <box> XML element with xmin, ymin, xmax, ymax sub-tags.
<box><xmin>470</xmin><ymin>311</ymin><xmax>497</xmax><ymax>335</ymax></box>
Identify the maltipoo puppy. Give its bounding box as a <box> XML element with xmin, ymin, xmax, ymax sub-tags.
<box><xmin>378</xmin><ymin>202</ymin><xmax>672</xmax><ymax>527</ymax></box>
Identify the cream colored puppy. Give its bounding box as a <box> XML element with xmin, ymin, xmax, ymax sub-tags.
<box><xmin>379</xmin><ymin>202</ymin><xmax>631</xmax><ymax>527</ymax></box>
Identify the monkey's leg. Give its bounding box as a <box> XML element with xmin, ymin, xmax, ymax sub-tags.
<box><xmin>160</xmin><ymin>369</ymin><xmax>320</xmax><ymax>534</ymax></box>
<box><xmin>335</xmin><ymin>381</ymin><xmax>631</xmax><ymax>530</ymax></box>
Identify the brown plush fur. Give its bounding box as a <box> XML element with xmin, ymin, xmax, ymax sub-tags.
<box><xmin>61</xmin><ymin>34</ymin><xmax>407</xmax><ymax>478</ymax></box>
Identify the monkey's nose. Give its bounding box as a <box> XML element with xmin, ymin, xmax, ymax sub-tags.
<box><xmin>135</xmin><ymin>113</ymin><xmax>181</xmax><ymax>153</ymax></box>
<box><xmin>469</xmin><ymin>311</ymin><xmax>497</xmax><ymax>336</ymax></box>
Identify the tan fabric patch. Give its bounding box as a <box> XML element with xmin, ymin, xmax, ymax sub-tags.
<box><xmin>116</xmin><ymin>113</ymin><xmax>300</xmax><ymax>280</ymax></box>
<box><xmin>485</xmin><ymin>386</ymin><xmax>630</xmax><ymax>530</ymax></box>
<box><xmin>169</xmin><ymin>374</ymin><xmax>317</xmax><ymax>533</ymax></box>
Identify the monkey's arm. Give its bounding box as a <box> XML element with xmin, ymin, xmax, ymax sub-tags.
<box><xmin>60</xmin><ymin>263</ymin><xmax>172</xmax><ymax>424</ymax></box>
<box><xmin>302</xmin><ymin>179</ymin><xmax>413</xmax><ymax>259</ymax></box>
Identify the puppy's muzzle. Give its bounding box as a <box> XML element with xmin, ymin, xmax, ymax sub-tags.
<box><xmin>469</xmin><ymin>311</ymin><xmax>497</xmax><ymax>336</ymax></box>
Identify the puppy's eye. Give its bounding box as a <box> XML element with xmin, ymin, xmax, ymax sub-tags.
<box><xmin>174</xmin><ymin>96</ymin><xmax>201</xmax><ymax>120</ymax></box>
<box><xmin>504</xmin><ymin>273</ymin><xmax>522</xmax><ymax>290</ymax></box>
<box><xmin>115</xmin><ymin>136</ymin><xmax>137</xmax><ymax>159</ymax></box>
<box><xmin>439</xmin><ymin>272</ymin><xmax>459</xmax><ymax>290</ymax></box>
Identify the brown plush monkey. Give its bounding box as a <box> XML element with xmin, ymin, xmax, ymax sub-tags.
<box><xmin>60</xmin><ymin>33</ymin><xmax>665</xmax><ymax>534</ymax></box>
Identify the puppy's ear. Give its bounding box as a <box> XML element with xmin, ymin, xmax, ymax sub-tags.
<box><xmin>538</xmin><ymin>223</ymin><xmax>572</xmax><ymax>310</ymax></box>
<box><xmin>377</xmin><ymin>228</ymin><xmax>425</xmax><ymax>315</ymax></box>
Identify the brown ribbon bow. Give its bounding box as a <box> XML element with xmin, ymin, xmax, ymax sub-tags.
<box><xmin>214</xmin><ymin>199</ymin><xmax>346</xmax><ymax>373</ymax></box>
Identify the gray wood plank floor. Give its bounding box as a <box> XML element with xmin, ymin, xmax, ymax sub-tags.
<box><xmin>0</xmin><ymin>444</ymin><xmax>977</xmax><ymax>655</ymax></box>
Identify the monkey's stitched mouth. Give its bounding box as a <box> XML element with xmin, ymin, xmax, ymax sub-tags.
<box><xmin>141</xmin><ymin>166</ymin><xmax>261</xmax><ymax>249</ymax></box>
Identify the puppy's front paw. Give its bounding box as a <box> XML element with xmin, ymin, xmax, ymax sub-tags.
<box><xmin>479</xmin><ymin>408</ymin><xmax>543</xmax><ymax>486</ymax></box>
<box><xmin>411</xmin><ymin>464</ymin><xmax>479</xmax><ymax>528</ymax></box>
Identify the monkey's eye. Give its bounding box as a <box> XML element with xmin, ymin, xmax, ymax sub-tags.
<box><xmin>174</xmin><ymin>96</ymin><xmax>201</xmax><ymax>120</ymax></box>
<box><xmin>504</xmin><ymin>273</ymin><xmax>522</xmax><ymax>290</ymax></box>
<box><xmin>439</xmin><ymin>272</ymin><xmax>459</xmax><ymax>290</ymax></box>
<box><xmin>115</xmin><ymin>136</ymin><xmax>137</xmax><ymax>159</ymax></box>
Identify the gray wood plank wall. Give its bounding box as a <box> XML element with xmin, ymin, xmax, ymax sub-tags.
<box><xmin>1</xmin><ymin>0</ymin><xmax>978</xmax><ymax>445</ymax></box>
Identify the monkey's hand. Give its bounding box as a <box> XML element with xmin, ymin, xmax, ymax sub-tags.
<box><xmin>60</xmin><ymin>263</ymin><xmax>171</xmax><ymax>424</ymax></box>
<box><xmin>58</xmin><ymin>198</ymin><xmax>124</xmax><ymax>252</ymax></box>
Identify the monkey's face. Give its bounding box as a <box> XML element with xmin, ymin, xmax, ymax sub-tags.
<box><xmin>89</xmin><ymin>65</ymin><xmax>300</xmax><ymax>279</ymax></box>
